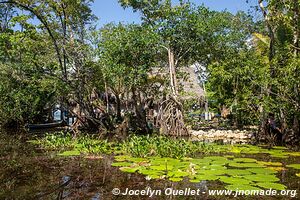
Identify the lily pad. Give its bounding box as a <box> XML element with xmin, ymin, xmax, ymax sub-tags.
<box><xmin>255</xmin><ymin>182</ymin><xmax>286</xmax><ymax>190</ymax></box>
<box><xmin>233</xmin><ymin>158</ymin><xmax>257</xmax><ymax>163</ymax></box>
<box><xmin>169</xmin><ymin>177</ymin><xmax>183</xmax><ymax>182</ymax></box>
<box><xmin>167</xmin><ymin>171</ymin><xmax>189</xmax><ymax>178</ymax></box>
<box><xmin>202</xmin><ymin>156</ymin><xmax>228</xmax><ymax>162</ymax></box>
<box><xmin>269</xmin><ymin>154</ymin><xmax>289</xmax><ymax>158</ymax></box>
<box><xmin>243</xmin><ymin>174</ymin><xmax>280</xmax><ymax>182</ymax></box>
<box><xmin>287</xmin><ymin>152</ymin><xmax>300</xmax><ymax>156</ymax></box>
<box><xmin>114</xmin><ymin>155</ymin><xmax>132</xmax><ymax>161</ymax></box>
<box><xmin>225</xmin><ymin>169</ymin><xmax>252</xmax><ymax>176</ymax></box>
<box><xmin>58</xmin><ymin>150</ymin><xmax>80</xmax><ymax>156</ymax></box>
<box><xmin>219</xmin><ymin>176</ymin><xmax>252</xmax><ymax>185</ymax></box>
<box><xmin>246</xmin><ymin>168</ymin><xmax>276</xmax><ymax>174</ymax></box>
<box><xmin>286</xmin><ymin>164</ymin><xmax>300</xmax><ymax>170</ymax></box>
<box><xmin>267</xmin><ymin>167</ymin><xmax>285</xmax><ymax>171</ymax></box>
<box><xmin>111</xmin><ymin>162</ymin><xmax>133</xmax><ymax>167</ymax></box>
<box><xmin>120</xmin><ymin>167</ymin><xmax>139</xmax><ymax>173</ymax></box>
<box><xmin>257</xmin><ymin>161</ymin><xmax>282</xmax><ymax>167</ymax></box>
<box><xmin>229</xmin><ymin>162</ymin><xmax>263</xmax><ymax>168</ymax></box>
<box><xmin>146</xmin><ymin>174</ymin><xmax>161</xmax><ymax>179</ymax></box>
<box><xmin>197</xmin><ymin>169</ymin><xmax>227</xmax><ymax>176</ymax></box>
<box><xmin>272</xmin><ymin>146</ymin><xmax>288</xmax><ymax>150</ymax></box>
<box><xmin>128</xmin><ymin>157</ymin><xmax>148</xmax><ymax>162</ymax></box>
<box><xmin>149</xmin><ymin>165</ymin><xmax>167</xmax><ymax>171</ymax></box>
<box><xmin>138</xmin><ymin>168</ymin><xmax>164</xmax><ymax>176</ymax></box>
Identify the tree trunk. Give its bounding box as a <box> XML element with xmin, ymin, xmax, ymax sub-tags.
<box><xmin>115</xmin><ymin>93</ymin><xmax>122</xmax><ymax>121</ymax></box>
<box><xmin>168</xmin><ymin>48</ymin><xmax>178</xmax><ymax>97</ymax></box>
<box><xmin>258</xmin><ymin>0</ymin><xmax>276</xmax><ymax>139</ymax></box>
<box><xmin>293</xmin><ymin>0</ymin><xmax>299</xmax><ymax>56</ymax></box>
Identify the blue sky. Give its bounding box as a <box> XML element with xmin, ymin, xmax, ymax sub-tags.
<box><xmin>92</xmin><ymin>0</ymin><xmax>257</xmax><ymax>26</ymax></box>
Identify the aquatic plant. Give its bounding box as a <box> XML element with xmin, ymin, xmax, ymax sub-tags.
<box><xmin>58</xmin><ymin>150</ymin><xmax>81</xmax><ymax>156</ymax></box>
<box><xmin>111</xmin><ymin>155</ymin><xmax>288</xmax><ymax>191</ymax></box>
<box><xmin>31</xmin><ymin>132</ymin><xmax>113</xmax><ymax>156</ymax></box>
<box><xmin>33</xmin><ymin>131</ymin><xmax>73</xmax><ymax>149</ymax></box>
<box><xmin>119</xmin><ymin>135</ymin><xmax>232</xmax><ymax>158</ymax></box>
<box><xmin>31</xmin><ymin>133</ymin><xmax>300</xmax><ymax>160</ymax></box>
<box><xmin>286</xmin><ymin>164</ymin><xmax>300</xmax><ymax>170</ymax></box>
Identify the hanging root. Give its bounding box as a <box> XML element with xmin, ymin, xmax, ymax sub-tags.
<box><xmin>156</xmin><ymin>96</ymin><xmax>189</xmax><ymax>136</ymax></box>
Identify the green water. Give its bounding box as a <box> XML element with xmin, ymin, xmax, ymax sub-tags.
<box><xmin>0</xmin><ymin>132</ymin><xmax>299</xmax><ymax>200</ymax></box>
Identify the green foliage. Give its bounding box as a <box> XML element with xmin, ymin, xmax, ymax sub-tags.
<box><xmin>206</xmin><ymin>0</ymin><xmax>300</xmax><ymax>134</ymax></box>
<box><xmin>286</xmin><ymin>164</ymin><xmax>300</xmax><ymax>170</ymax></box>
<box><xmin>95</xmin><ymin>23</ymin><xmax>159</xmax><ymax>93</ymax></box>
<box><xmin>32</xmin><ymin>132</ymin><xmax>113</xmax><ymax>155</ymax></box>
<box><xmin>111</xmin><ymin>154</ymin><xmax>287</xmax><ymax>190</ymax></box>
<box><xmin>119</xmin><ymin>135</ymin><xmax>196</xmax><ymax>158</ymax></box>
<box><xmin>36</xmin><ymin>132</ymin><xmax>73</xmax><ymax>149</ymax></box>
<box><xmin>58</xmin><ymin>150</ymin><xmax>81</xmax><ymax>156</ymax></box>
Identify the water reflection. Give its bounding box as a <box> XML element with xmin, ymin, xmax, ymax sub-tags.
<box><xmin>0</xmin><ymin>131</ymin><xmax>299</xmax><ymax>200</ymax></box>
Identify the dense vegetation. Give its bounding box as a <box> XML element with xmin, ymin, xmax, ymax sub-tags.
<box><xmin>0</xmin><ymin>0</ymin><xmax>299</xmax><ymax>144</ymax></box>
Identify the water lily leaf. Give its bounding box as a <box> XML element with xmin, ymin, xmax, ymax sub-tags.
<box><xmin>225</xmin><ymin>184</ymin><xmax>261</xmax><ymax>191</ymax></box>
<box><xmin>201</xmin><ymin>165</ymin><xmax>226</xmax><ymax>170</ymax></box>
<box><xmin>257</xmin><ymin>161</ymin><xmax>282</xmax><ymax>166</ymax></box>
<box><xmin>111</xmin><ymin>162</ymin><xmax>133</xmax><ymax>167</ymax></box>
<box><xmin>269</xmin><ymin>154</ymin><xmax>289</xmax><ymax>158</ymax></box>
<box><xmin>243</xmin><ymin>174</ymin><xmax>280</xmax><ymax>182</ymax></box>
<box><xmin>84</xmin><ymin>155</ymin><xmax>103</xmax><ymax>160</ymax></box>
<box><xmin>150</xmin><ymin>164</ymin><xmax>174</xmax><ymax>171</ymax></box>
<box><xmin>219</xmin><ymin>176</ymin><xmax>252</xmax><ymax>185</ymax></box>
<box><xmin>202</xmin><ymin>156</ymin><xmax>228</xmax><ymax>162</ymax></box>
<box><xmin>272</xmin><ymin>146</ymin><xmax>288</xmax><ymax>150</ymax></box>
<box><xmin>229</xmin><ymin>162</ymin><xmax>263</xmax><ymax>168</ymax></box>
<box><xmin>128</xmin><ymin>157</ymin><xmax>148</xmax><ymax>162</ymax></box>
<box><xmin>114</xmin><ymin>155</ymin><xmax>132</xmax><ymax>161</ymax></box>
<box><xmin>169</xmin><ymin>177</ymin><xmax>183</xmax><ymax>182</ymax></box>
<box><xmin>287</xmin><ymin>152</ymin><xmax>300</xmax><ymax>156</ymax></box>
<box><xmin>167</xmin><ymin>171</ymin><xmax>189</xmax><ymax>178</ymax></box>
<box><xmin>182</xmin><ymin>157</ymin><xmax>193</xmax><ymax>161</ymax></box>
<box><xmin>120</xmin><ymin>167</ymin><xmax>139</xmax><ymax>173</ymax></box>
<box><xmin>225</xmin><ymin>155</ymin><xmax>235</xmax><ymax>158</ymax></box>
<box><xmin>255</xmin><ymin>182</ymin><xmax>286</xmax><ymax>190</ymax></box>
<box><xmin>268</xmin><ymin>150</ymin><xmax>288</xmax><ymax>158</ymax></box>
<box><xmin>139</xmin><ymin>169</ymin><xmax>164</xmax><ymax>176</ymax></box>
<box><xmin>191</xmin><ymin>159</ymin><xmax>211</xmax><ymax>166</ymax></box>
<box><xmin>151</xmin><ymin>157</ymin><xmax>177</xmax><ymax>162</ymax></box>
<box><xmin>190</xmin><ymin>179</ymin><xmax>202</xmax><ymax>183</ymax></box>
<box><xmin>286</xmin><ymin>164</ymin><xmax>300</xmax><ymax>169</ymax></box>
<box><xmin>230</xmin><ymin>147</ymin><xmax>242</xmax><ymax>153</ymax></box>
<box><xmin>197</xmin><ymin>169</ymin><xmax>226</xmax><ymax>176</ymax></box>
<box><xmin>192</xmin><ymin>174</ymin><xmax>219</xmax><ymax>181</ymax></box>
<box><xmin>146</xmin><ymin>174</ymin><xmax>161</xmax><ymax>179</ymax></box>
<box><xmin>175</xmin><ymin>162</ymin><xmax>192</xmax><ymax>169</ymax></box>
<box><xmin>233</xmin><ymin>158</ymin><xmax>257</xmax><ymax>163</ymax></box>
<box><xmin>210</xmin><ymin>160</ymin><xmax>229</xmax><ymax>165</ymax></box>
<box><xmin>267</xmin><ymin>167</ymin><xmax>285</xmax><ymax>171</ymax></box>
<box><xmin>58</xmin><ymin>150</ymin><xmax>80</xmax><ymax>156</ymax></box>
<box><xmin>225</xmin><ymin>169</ymin><xmax>252</xmax><ymax>176</ymax></box>
<box><xmin>246</xmin><ymin>168</ymin><xmax>276</xmax><ymax>174</ymax></box>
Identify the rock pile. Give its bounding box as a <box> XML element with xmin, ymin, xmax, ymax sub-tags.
<box><xmin>190</xmin><ymin>129</ymin><xmax>255</xmax><ymax>141</ymax></box>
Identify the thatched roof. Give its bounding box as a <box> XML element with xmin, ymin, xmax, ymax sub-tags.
<box><xmin>148</xmin><ymin>64</ymin><xmax>205</xmax><ymax>99</ymax></box>
<box><xmin>179</xmin><ymin>65</ymin><xmax>204</xmax><ymax>99</ymax></box>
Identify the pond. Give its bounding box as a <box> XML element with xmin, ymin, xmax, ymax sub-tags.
<box><xmin>0</xmin><ymin>131</ymin><xmax>299</xmax><ymax>200</ymax></box>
